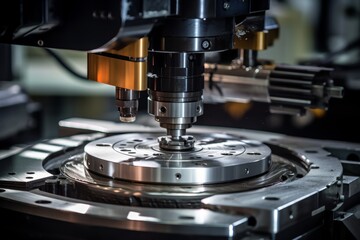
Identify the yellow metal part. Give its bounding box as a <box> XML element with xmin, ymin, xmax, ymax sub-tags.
<box><xmin>234</xmin><ymin>28</ymin><xmax>279</xmax><ymax>51</ymax></box>
<box><xmin>87</xmin><ymin>37</ymin><xmax>148</xmax><ymax>91</ymax></box>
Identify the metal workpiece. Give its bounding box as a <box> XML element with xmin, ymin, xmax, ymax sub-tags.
<box><xmin>84</xmin><ymin>133</ymin><xmax>272</xmax><ymax>184</ymax></box>
<box><xmin>1</xmin><ymin>0</ymin><xmax>355</xmax><ymax>238</ymax></box>
<box><xmin>203</xmin><ymin>63</ymin><xmax>343</xmax><ymax>115</ymax></box>
<box><xmin>0</xmin><ymin>189</ymin><xmax>249</xmax><ymax>238</ymax></box>
<box><xmin>268</xmin><ymin>64</ymin><xmax>343</xmax><ymax>115</ymax></box>
<box><xmin>158</xmin><ymin>135</ymin><xmax>196</xmax><ymax>151</ymax></box>
<box><xmin>204</xmin><ymin>64</ymin><xmax>271</xmax><ymax>103</ymax></box>
<box><xmin>116</xmin><ymin>87</ymin><xmax>140</xmax><ymax>123</ymax></box>
<box><xmin>202</xmin><ymin>138</ymin><xmax>345</xmax><ymax>237</ymax></box>
<box><xmin>0</xmin><ymin>132</ymin><xmax>104</xmax><ymax>190</ymax></box>
<box><xmin>62</xmin><ymin>152</ymin><xmax>297</xmax><ymax>207</ymax></box>
<box><xmin>0</xmin><ymin>120</ymin><xmax>359</xmax><ymax>239</ymax></box>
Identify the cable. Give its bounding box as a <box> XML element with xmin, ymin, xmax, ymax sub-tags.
<box><xmin>208</xmin><ymin>64</ymin><xmax>224</xmax><ymax>97</ymax></box>
<box><xmin>43</xmin><ymin>48</ymin><xmax>88</xmax><ymax>80</ymax></box>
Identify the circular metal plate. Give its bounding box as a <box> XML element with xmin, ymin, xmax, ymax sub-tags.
<box><xmin>84</xmin><ymin>133</ymin><xmax>271</xmax><ymax>184</ymax></box>
<box><xmin>61</xmin><ymin>153</ymin><xmax>301</xmax><ymax>208</ymax></box>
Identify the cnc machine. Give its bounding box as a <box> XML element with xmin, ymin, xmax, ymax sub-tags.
<box><xmin>0</xmin><ymin>1</ymin><xmax>359</xmax><ymax>239</ymax></box>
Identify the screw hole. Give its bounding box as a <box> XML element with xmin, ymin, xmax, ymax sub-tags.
<box><xmin>264</xmin><ymin>196</ymin><xmax>280</xmax><ymax>201</ymax></box>
<box><xmin>160</xmin><ymin>106</ymin><xmax>167</xmax><ymax>113</ymax></box>
<box><xmin>248</xmin><ymin>216</ymin><xmax>257</xmax><ymax>227</ymax></box>
<box><xmin>175</xmin><ymin>173</ymin><xmax>182</xmax><ymax>180</ymax></box>
<box><xmin>8</xmin><ymin>172</ymin><xmax>16</xmax><ymax>175</ymax></box>
<box><xmin>247</xmin><ymin>152</ymin><xmax>261</xmax><ymax>155</ymax></box>
<box><xmin>37</xmin><ymin>40</ymin><xmax>44</xmax><ymax>46</ymax></box>
<box><xmin>194</xmin><ymin>162</ymin><xmax>207</xmax><ymax>166</ymax></box>
<box><xmin>225</xmin><ymin>145</ymin><xmax>236</xmax><ymax>148</ymax></box>
<box><xmin>196</xmin><ymin>106</ymin><xmax>201</xmax><ymax>112</ymax></box>
<box><xmin>201</xmin><ymin>40</ymin><xmax>211</xmax><ymax>50</ymax></box>
<box><xmin>221</xmin><ymin>153</ymin><xmax>233</xmax><ymax>156</ymax></box>
<box><xmin>35</xmin><ymin>200</ymin><xmax>51</xmax><ymax>204</ymax></box>
<box><xmin>281</xmin><ymin>175</ymin><xmax>288</xmax><ymax>181</ymax></box>
<box><xmin>305</xmin><ymin>150</ymin><xmax>318</xmax><ymax>153</ymax></box>
<box><xmin>179</xmin><ymin>215</ymin><xmax>194</xmax><ymax>220</ymax></box>
<box><xmin>26</xmin><ymin>171</ymin><xmax>35</xmax><ymax>174</ymax></box>
<box><xmin>96</xmin><ymin>143</ymin><xmax>111</xmax><ymax>147</ymax></box>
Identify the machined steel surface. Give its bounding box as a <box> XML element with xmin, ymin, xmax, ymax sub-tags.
<box><xmin>0</xmin><ymin>119</ymin><xmax>359</xmax><ymax>239</ymax></box>
<box><xmin>84</xmin><ymin>133</ymin><xmax>271</xmax><ymax>184</ymax></box>
<box><xmin>61</xmin><ymin>153</ymin><xmax>300</xmax><ymax>207</ymax></box>
<box><xmin>0</xmin><ymin>188</ymin><xmax>248</xmax><ymax>238</ymax></box>
<box><xmin>203</xmin><ymin>63</ymin><xmax>343</xmax><ymax>115</ymax></box>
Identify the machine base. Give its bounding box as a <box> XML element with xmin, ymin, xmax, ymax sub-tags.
<box><xmin>0</xmin><ymin>118</ymin><xmax>359</xmax><ymax>239</ymax></box>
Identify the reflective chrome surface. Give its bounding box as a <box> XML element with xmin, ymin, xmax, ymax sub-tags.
<box><xmin>0</xmin><ymin>119</ymin><xmax>359</xmax><ymax>239</ymax></box>
<box><xmin>61</xmin><ymin>153</ymin><xmax>300</xmax><ymax>207</ymax></box>
<box><xmin>84</xmin><ymin>133</ymin><xmax>271</xmax><ymax>184</ymax></box>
